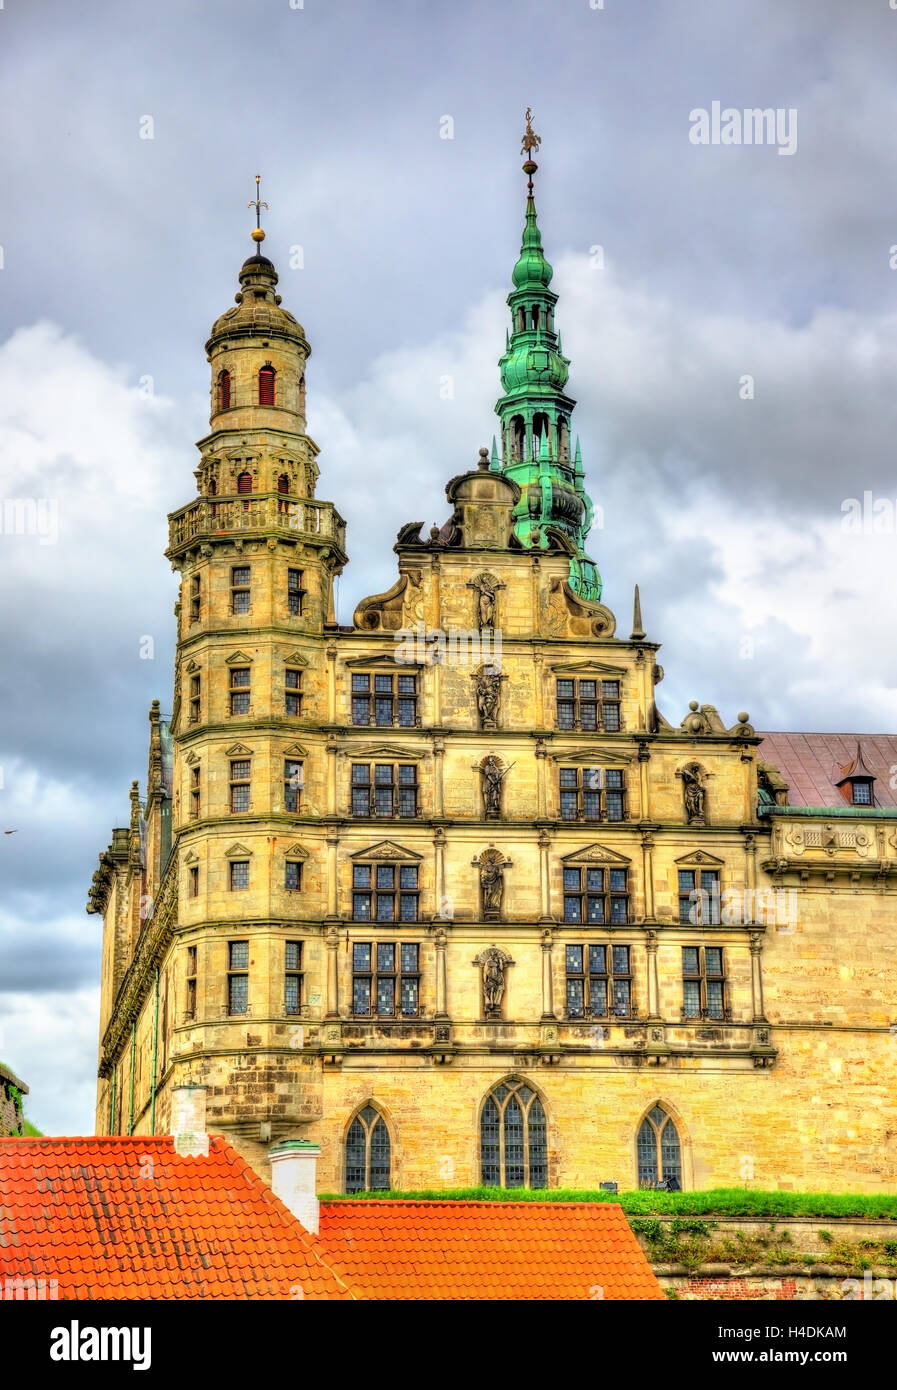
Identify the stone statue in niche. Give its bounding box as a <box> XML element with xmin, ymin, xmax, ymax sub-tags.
<box><xmin>474</xmin><ymin>846</ymin><xmax>510</xmax><ymax>921</ymax></box>
<box><xmin>480</xmin><ymin>858</ymin><xmax>504</xmax><ymax>916</ymax></box>
<box><xmin>476</xmin><ymin>668</ymin><xmax>502</xmax><ymax>730</ymax></box>
<box><xmin>681</xmin><ymin>762</ymin><xmax>706</xmax><ymax>823</ymax></box>
<box><xmin>483</xmin><ymin>949</ymin><xmax>506</xmax><ymax>1016</ymax></box>
<box><xmin>471</xmin><ymin>574</ymin><xmax>497</xmax><ymax>629</ymax></box>
<box><xmin>481</xmin><ymin>756</ymin><xmax>506</xmax><ymax>818</ymax></box>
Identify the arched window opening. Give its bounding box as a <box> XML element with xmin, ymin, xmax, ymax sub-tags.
<box><xmin>277</xmin><ymin>473</ymin><xmax>289</xmax><ymax>494</ymax></box>
<box><xmin>637</xmin><ymin>1105</ymin><xmax>682</xmax><ymax>1190</ymax></box>
<box><xmin>532</xmin><ymin>411</ymin><xmax>550</xmax><ymax>457</ymax></box>
<box><xmin>258</xmin><ymin>365</ymin><xmax>276</xmax><ymax>406</ymax></box>
<box><xmin>480</xmin><ymin>1079</ymin><xmax>547</xmax><ymax>1189</ymax></box>
<box><xmin>208</xmin><ymin>478</ymin><xmax>217</xmax><ymax>497</ymax></box>
<box><xmin>510</xmin><ymin>415</ymin><xmax>526</xmax><ymax>463</ymax></box>
<box><xmin>558</xmin><ymin>417</ymin><xmax>570</xmax><ymax>462</ymax></box>
<box><xmin>516</xmin><ymin>307</ymin><xmax>526</xmax><ymax>333</ymax></box>
<box><xmin>345</xmin><ymin>1105</ymin><xmax>391</xmax><ymax>1193</ymax></box>
<box><xmin>217</xmin><ymin>369</ymin><xmax>231</xmax><ymax>412</ymax></box>
<box><xmin>531</xmin><ymin>306</ymin><xmax>540</xmax><ymax>331</ymax></box>
<box><xmin>237</xmin><ymin>472</ymin><xmax>253</xmax><ymax>494</ymax></box>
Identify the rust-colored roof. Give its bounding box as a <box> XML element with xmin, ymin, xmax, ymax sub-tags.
<box><xmin>0</xmin><ymin>1136</ymin><xmax>353</xmax><ymax>1300</ymax></box>
<box><xmin>318</xmin><ymin>1200</ymin><xmax>665</xmax><ymax>1301</ymax></box>
<box><xmin>758</xmin><ymin>732</ymin><xmax>897</xmax><ymax>808</ymax></box>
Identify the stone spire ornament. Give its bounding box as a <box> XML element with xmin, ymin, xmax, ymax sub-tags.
<box><xmin>493</xmin><ymin>111</ymin><xmax>602</xmax><ymax>603</ymax></box>
<box><xmin>631</xmin><ymin>584</ymin><xmax>646</xmax><ymax>641</ymax></box>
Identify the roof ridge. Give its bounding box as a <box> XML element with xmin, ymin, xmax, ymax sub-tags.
<box><xmin>321</xmin><ymin>1199</ymin><xmax>625</xmax><ymax>1209</ymax></box>
<box><xmin>211</xmin><ymin>1139</ymin><xmax>357</xmax><ymax>1299</ymax></box>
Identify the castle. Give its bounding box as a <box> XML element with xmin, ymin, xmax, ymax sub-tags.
<box><xmin>90</xmin><ymin>130</ymin><xmax>897</xmax><ymax>1194</ymax></box>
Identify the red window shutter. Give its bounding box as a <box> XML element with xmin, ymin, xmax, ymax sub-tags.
<box><xmin>278</xmin><ymin>474</ymin><xmax>289</xmax><ymax>494</ymax></box>
<box><xmin>259</xmin><ymin>367</ymin><xmax>276</xmax><ymax>406</ymax></box>
<box><xmin>218</xmin><ymin>370</ymin><xmax>231</xmax><ymax>411</ymax></box>
<box><xmin>237</xmin><ymin>472</ymin><xmax>252</xmax><ymax>494</ymax></box>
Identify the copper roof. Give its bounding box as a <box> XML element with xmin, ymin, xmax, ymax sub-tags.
<box><xmin>757</xmin><ymin>732</ymin><xmax>897</xmax><ymax>808</ymax></box>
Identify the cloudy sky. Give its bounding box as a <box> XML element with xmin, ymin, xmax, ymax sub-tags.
<box><xmin>2</xmin><ymin>0</ymin><xmax>896</xmax><ymax>1134</ymax></box>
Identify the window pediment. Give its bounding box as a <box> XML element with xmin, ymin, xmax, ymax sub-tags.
<box><xmin>345</xmin><ymin>743</ymin><xmax>423</xmax><ymax>760</ymax></box>
<box><xmin>350</xmin><ymin>840</ymin><xmax>423</xmax><ymax>863</ymax></box>
<box><xmin>185</xmin><ymin>659</ymin><xmax>200</xmax><ymax>673</ymax></box>
<box><xmin>225</xmin><ymin>742</ymin><xmax>254</xmax><ymax>757</ymax></box>
<box><xmin>550</xmin><ymin>661</ymin><xmax>626</xmax><ymax>676</ymax></box>
<box><xmin>225</xmin><ymin>651</ymin><xmax>253</xmax><ymax>666</ymax></box>
<box><xmin>551</xmin><ymin>746</ymin><xmax>634</xmax><ymax>765</ymax></box>
<box><xmin>183</xmin><ymin>850</ymin><xmax>200</xmax><ymax>865</ymax></box>
<box><xmin>282</xmin><ymin>742</ymin><xmax>309</xmax><ymax>758</ymax></box>
<box><xmin>184</xmin><ymin>751</ymin><xmax>200</xmax><ymax>766</ymax></box>
<box><xmin>674</xmin><ymin>850</ymin><xmax>725</xmax><ymax>868</ymax></box>
<box><xmin>345</xmin><ymin>654</ymin><xmax>424</xmax><ymax>671</ymax></box>
<box><xmin>560</xmin><ymin>842</ymin><xmax>632</xmax><ymax>865</ymax></box>
<box><xmin>225</xmin><ymin>842</ymin><xmax>253</xmax><ymax>858</ymax></box>
<box><xmin>284</xmin><ymin>842</ymin><xmax>309</xmax><ymax>859</ymax></box>
<box><xmin>281</xmin><ymin>651</ymin><xmax>309</xmax><ymax>667</ymax></box>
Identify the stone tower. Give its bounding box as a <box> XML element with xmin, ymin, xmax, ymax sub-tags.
<box><xmin>91</xmin><ymin>141</ymin><xmax>897</xmax><ymax>1196</ymax></box>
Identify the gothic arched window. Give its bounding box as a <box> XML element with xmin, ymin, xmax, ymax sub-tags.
<box><xmin>637</xmin><ymin>1105</ymin><xmax>682</xmax><ymax>1189</ymax></box>
<box><xmin>345</xmin><ymin>1105</ymin><xmax>391</xmax><ymax>1193</ymax></box>
<box><xmin>480</xmin><ymin>1078</ymin><xmax>547</xmax><ymax>1189</ymax></box>
<box><xmin>237</xmin><ymin>472</ymin><xmax>253</xmax><ymax>495</ymax></box>
<box><xmin>258</xmin><ymin>365</ymin><xmax>276</xmax><ymax>406</ymax></box>
<box><xmin>217</xmin><ymin>369</ymin><xmax>231</xmax><ymax>412</ymax></box>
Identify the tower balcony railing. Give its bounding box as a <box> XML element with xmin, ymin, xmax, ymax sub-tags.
<box><xmin>168</xmin><ymin>494</ymin><xmax>346</xmax><ymax>552</ymax></box>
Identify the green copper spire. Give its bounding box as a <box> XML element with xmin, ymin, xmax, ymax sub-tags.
<box><xmin>494</xmin><ymin>110</ymin><xmax>601</xmax><ymax>603</ymax></box>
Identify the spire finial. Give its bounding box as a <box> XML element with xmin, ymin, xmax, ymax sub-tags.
<box><xmin>248</xmin><ymin>174</ymin><xmax>269</xmax><ymax>248</ymax></box>
<box><xmin>631</xmin><ymin>584</ymin><xmax>646</xmax><ymax>642</ymax></box>
<box><xmin>521</xmin><ymin>107</ymin><xmax>541</xmax><ymax>194</ymax></box>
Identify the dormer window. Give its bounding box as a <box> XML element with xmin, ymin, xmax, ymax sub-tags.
<box><xmin>835</xmin><ymin>743</ymin><xmax>877</xmax><ymax>809</ymax></box>
<box><xmin>849</xmin><ymin>780</ymin><xmax>873</xmax><ymax>806</ymax></box>
<box><xmin>259</xmin><ymin>366</ymin><xmax>276</xmax><ymax>406</ymax></box>
<box><xmin>217</xmin><ymin>369</ymin><xmax>231</xmax><ymax>412</ymax></box>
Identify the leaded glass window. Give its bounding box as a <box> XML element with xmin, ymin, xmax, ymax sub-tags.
<box><xmin>565</xmin><ymin>942</ymin><xmax>633</xmax><ymax>1018</ymax></box>
<box><xmin>678</xmin><ymin>868</ymin><xmax>721</xmax><ymax>924</ymax></box>
<box><xmin>479</xmin><ymin>1078</ymin><xmax>548</xmax><ymax>1189</ymax></box>
<box><xmin>351</xmin><ymin>940</ymin><xmax>420</xmax><ymax>1017</ymax></box>
<box><xmin>637</xmin><ymin>1106</ymin><xmax>683</xmax><ymax>1189</ymax></box>
<box><xmin>562</xmin><ymin>866</ymin><xmax>629</xmax><ymax>924</ymax></box>
<box><xmin>345</xmin><ymin>1106</ymin><xmax>391</xmax><ymax>1193</ymax></box>
<box><xmin>682</xmin><ymin>945</ymin><xmax>727</xmax><ymax>1020</ymax></box>
<box><xmin>352</xmin><ymin>862</ymin><xmax>419</xmax><ymax>922</ymax></box>
<box><xmin>350</xmin><ymin>672</ymin><xmax>418</xmax><ymax>727</ymax></box>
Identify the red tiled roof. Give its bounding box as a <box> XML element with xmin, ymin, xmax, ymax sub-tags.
<box><xmin>0</xmin><ymin>1136</ymin><xmax>353</xmax><ymax>1300</ymax></box>
<box><xmin>757</xmin><ymin>732</ymin><xmax>897</xmax><ymax>808</ymax></box>
<box><xmin>318</xmin><ymin>1200</ymin><xmax>665</xmax><ymax>1301</ymax></box>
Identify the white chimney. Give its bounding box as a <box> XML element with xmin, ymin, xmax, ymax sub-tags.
<box><xmin>268</xmin><ymin>1140</ymin><xmax>321</xmax><ymax>1233</ymax></box>
<box><xmin>170</xmin><ymin>1084</ymin><xmax>209</xmax><ymax>1157</ymax></box>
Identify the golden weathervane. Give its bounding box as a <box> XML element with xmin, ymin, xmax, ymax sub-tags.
<box><xmin>248</xmin><ymin>174</ymin><xmax>269</xmax><ymax>245</ymax></box>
